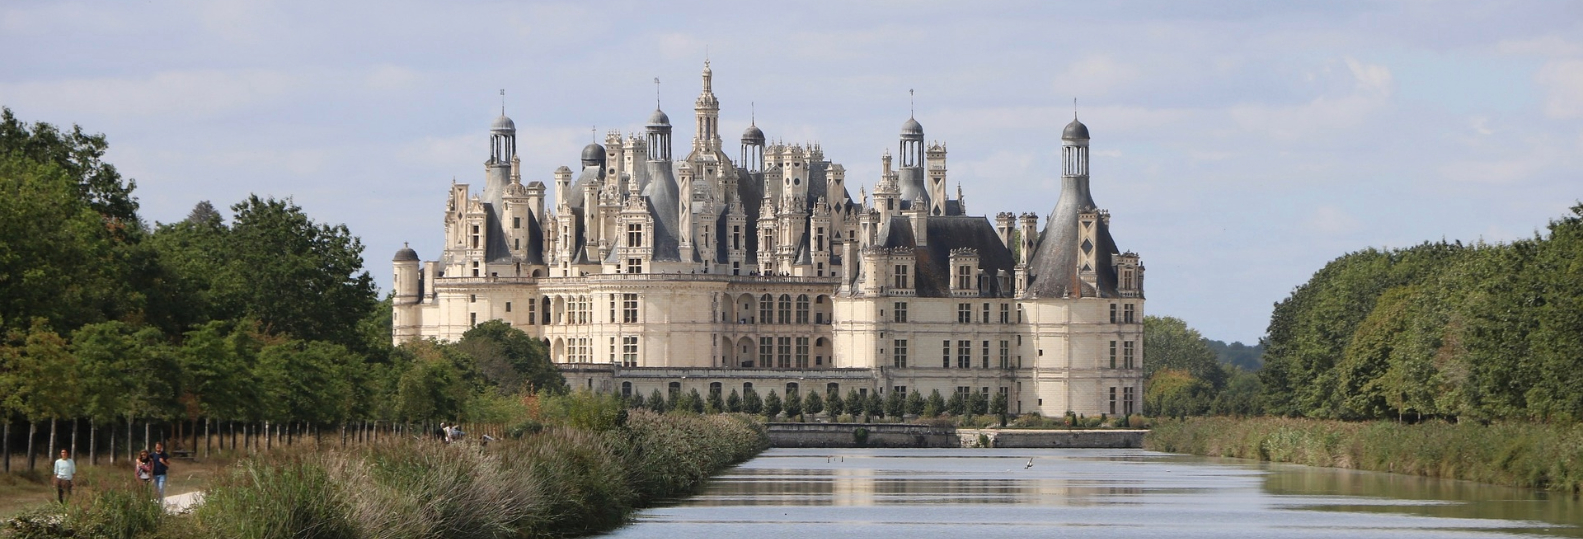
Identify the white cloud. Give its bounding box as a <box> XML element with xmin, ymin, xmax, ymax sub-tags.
<box><xmin>1438</xmin><ymin>155</ymin><xmax>1550</xmax><ymax>185</ymax></box>
<box><xmin>0</xmin><ymin>69</ymin><xmax>301</xmax><ymax>118</ymax></box>
<box><xmin>1306</xmin><ymin>205</ymin><xmax>1362</xmax><ymax>235</ymax></box>
<box><xmin>1537</xmin><ymin>60</ymin><xmax>1583</xmax><ymax>119</ymax></box>
<box><xmin>1344</xmin><ymin>57</ymin><xmax>1393</xmax><ymax>98</ymax></box>
<box><xmin>1495</xmin><ymin>35</ymin><xmax>1583</xmax><ymax>57</ymax></box>
<box><xmin>1058</xmin><ymin>55</ymin><xmax>1141</xmax><ymax>95</ymax></box>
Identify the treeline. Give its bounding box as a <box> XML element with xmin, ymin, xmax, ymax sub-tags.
<box><xmin>621</xmin><ymin>382</ymin><xmax>1010</xmax><ymax>423</ymax></box>
<box><xmin>1141</xmin><ymin>316</ymin><xmax>1262</xmax><ymax>418</ymax></box>
<box><xmin>0</xmin><ymin>108</ymin><xmax>565</xmax><ymax>471</ymax></box>
<box><xmin>1259</xmin><ymin>205</ymin><xmax>1583</xmax><ymax>422</ymax></box>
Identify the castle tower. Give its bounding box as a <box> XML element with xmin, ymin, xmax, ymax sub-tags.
<box><xmin>741</xmin><ymin>122</ymin><xmax>765</xmax><ymax>173</ymax></box>
<box><xmin>926</xmin><ymin>142</ymin><xmax>947</xmax><ymax>216</ymax></box>
<box><xmin>694</xmin><ymin>61</ymin><xmax>720</xmax><ymax>153</ymax></box>
<box><xmin>678</xmin><ymin>160</ymin><xmax>696</xmax><ymax>261</ymax></box>
<box><xmin>647</xmin><ymin>109</ymin><xmax>672</xmax><ymax>162</ymax></box>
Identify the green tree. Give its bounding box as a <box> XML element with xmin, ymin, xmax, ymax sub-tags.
<box><xmin>845</xmin><ymin>389</ymin><xmax>864</xmax><ymax>418</ymax></box>
<box><xmin>1143</xmin><ymin>316</ymin><xmax>1226</xmax><ymax>388</ymax></box>
<box><xmin>458</xmin><ymin>320</ymin><xmax>565</xmax><ymax>395</ymax></box>
<box><xmin>905</xmin><ymin>390</ymin><xmax>925</xmax><ymax>417</ymax></box>
<box><xmin>742</xmin><ymin>387</ymin><xmax>762</xmax><ymax>414</ymax></box>
<box><xmin>804</xmin><ymin>390</ymin><xmax>824</xmax><ymax>416</ymax></box>
<box><xmin>925</xmin><ymin>390</ymin><xmax>945</xmax><ymax>417</ymax></box>
<box><xmin>0</xmin><ymin>108</ymin><xmax>138</xmax><ymax>225</ymax></box>
<box><xmin>647</xmin><ymin>389</ymin><xmax>667</xmax><ymax>413</ymax></box>
<box><xmin>725</xmin><ymin>389</ymin><xmax>741</xmax><ymax>413</ymax></box>
<box><xmin>884</xmin><ymin>389</ymin><xmax>904</xmax><ymax>418</ymax></box>
<box><xmin>866</xmin><ymin>391</ymin><xmax>884</xmax><ymax>419</ymax></box>
<box><xmin>686</xmin><ymin>388</ymin><xmax>705</xmax><ymax>414</ymax></box>
<box><xmin>946</xmin><ymin>391</ymin><xmax>965</xmax><ymax>416</ymax></box>
<box><xmin>1146</xmin><ymin>369</ymin><xmax>1212</xmax><ymax>418</ymax></box>
<box><xmin>706</xmin><ymin>388</ymin><xmax>724</xmax><ymax>414</ymax></box>
<box><xmin>991</xmin><ymin>391</ymin><xmax>1009</xmax><ymax>426</ymax></box>
<box><xmin>784</xmin><ymin>389</ymin><xmax>802</xmax><ymax>419</ymax></box>
<box><xmin>825</xmin><ymin>388</ymin><xmax>844</xmax><ymax>416</ymax></box>
<box><xmin>0</xmin><ymin>322</ymin><xmax>81</xmax><ymax>469</ymax></box>
<box><xmin>763</xmin><ymin>390</ymin><xmax>782</xmax><ymax>419</ymax></box>
<box><xmin>968</xmin><ymin>391</ymin><xmax>988</xmax><ymax>416</ymax></box>
<box><xmin>392</xmin><ymin>341</ymin><xmax>470</xmax><ymax>423</ymax></box>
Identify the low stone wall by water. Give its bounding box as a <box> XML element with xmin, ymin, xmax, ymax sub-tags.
<box><xmin>766</xmin><ymin>423</ymin><xmax>1147</xmax><ymax>448</ymax></box>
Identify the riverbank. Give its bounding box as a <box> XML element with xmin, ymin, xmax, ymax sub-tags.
<box><xmin>1</xmin><ymin>411</ymin><xmax>767</xmax><ymax>538</ymax></box>
<box><xmin>1145</xmin><ymin>417</ymin><xmax>1583</xmax><ymax>493</ymax></box>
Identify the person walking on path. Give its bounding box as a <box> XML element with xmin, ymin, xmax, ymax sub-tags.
<box><xmin>53</xmin><ymin>449</ymin><xmax>75</xmax><ymax>504</ymax></box>
<box><xmin>135</xmin><ymin>450</ymin><xmax>153</xmax><ymax>486</ymax></box>
<box><xmin>150</xmin><ymin>442</ymin><xmax>171</xmax><ymax>500</ymax></box>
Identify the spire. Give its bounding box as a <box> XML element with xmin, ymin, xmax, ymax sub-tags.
<box><xmin>909</xmin><ymin>88</ymin><xmax>915</xmax><ymax>118</ymax></box>
<box><xmin>1073</xmin><ymin>97</ymin><xmax>1078</xmax><ymax>120</ymax></box>
<box><xmin>654</xmin><ymin>77</ymin><xmax>661</xmax><ymax>108</ymax></box>
<box><xmin>751</xmin><ymin>101</ymin><xmax>755</xmax><ymax>126</ymax></box>
<box><xmin>500</xmin><ymin>89</ymin><xmax>505</xmax><ymax>115</ymax></box>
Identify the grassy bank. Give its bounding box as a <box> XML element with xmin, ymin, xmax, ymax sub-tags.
<box><xmin>1146</xmin><ymin>417</ymin><xmax>1583</xmax><ymax>493</ymax></box>
<box><xmin>3</xmin><ymin>410</ymin><xmax>767</xmax><ymax>539</ymax></box>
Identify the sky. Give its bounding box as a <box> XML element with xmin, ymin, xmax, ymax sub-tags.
<box><xmin>3</xmin><ymin>1</ymin><xmax>1580</xmax><ymax>344</ymax></box>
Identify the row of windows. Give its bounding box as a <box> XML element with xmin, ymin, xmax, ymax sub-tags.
<box><xmin>890</xmin><ymin>302</ymin><xmax>1018</xmax><ymax>324</ymax></box>
<box><xmin>888</xmin><ymin>339</ymin><xmax>1017</xmax><ymax>369</ymax></box>
<box><xmin>1109</xmin><ymin>386</ymin><xmax>1137</xmax><ymax>415</ymax></box>
<box><xmin>621</xmin><ymin>381</ymin><xmax>847</xmax><ymax>400</ymax></box>
<box><xmin>1109</xmin><ymin>303</ymin><xmax>1138</xmax><ymax>324</ymax></box>
<box><xmin>758</xmin><ymin>336</ymin><xmax>815</xmax><ymax>368</ymax></box>
<box><xmin>1108</xmin><ymin>340</ymin><xmax>1138</xmax><ymax>369</ymax></box>
<box><xmin>732</xmin><ymin>294</ymin><xmax>828</xmax><ymax>325</ymax></box>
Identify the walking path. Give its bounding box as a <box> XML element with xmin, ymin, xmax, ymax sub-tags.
<box><xmin>162</xmin><ymin>491</ymin><xmax>204</xmax><ymax>514</ymax></box>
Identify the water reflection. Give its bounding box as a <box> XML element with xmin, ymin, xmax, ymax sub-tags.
<box><xmin>603</xmin><ymin>448</ymin><xmax>1582</xmax><ymax>538</ymax></box>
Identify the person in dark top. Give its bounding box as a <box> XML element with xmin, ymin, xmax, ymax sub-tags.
<box><xmin>150</xmin><ymin>442</ymin><xmax>171</xmax><ymax>500</ymax></box>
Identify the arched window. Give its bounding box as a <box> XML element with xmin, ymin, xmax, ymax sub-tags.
<box><xmin>759</xmin><ymin>294</ymin><xmax>773</xmax><ymax>324</ymax></box>
<box><xmin>778</xmin><ymin>294</ymin><xmax>792</xmax><ymax>324</ymax></box>
<box><xmin>795</xmin><ymin>294</ymin><xmax>810</xmax><ymax>324</ymax></box>
<box><xmin>668</xmin><ymin>382</ymin><xmax>681</xmax><ymax>398</ymax></box>
<box><xmin>621</xmin><ymin>382</ymin><xmax>632</xmax><ymax>397</ymax></box>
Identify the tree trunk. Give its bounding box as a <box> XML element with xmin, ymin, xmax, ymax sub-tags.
<box><xmin>265</xmin><ymin>421</ymin><xmax>271</xmax><ymax>451</ymax></box>
<box><xmin>108</xmin><ymin>424</ymin><xmax>115</xmax><ymax>465</ymax></box>
<box><xmin>47</xmin><ymin>418</ymin><xmax>56</xmax><ymax>467</ymax></box>
<box><xmin>144</xmin><ymin>421</ymin><xmax>151</xmax><ymax>453</ymax></box>
<box><xmin>70</xmin><ymin>418</ymin><xmax>78</xmax><ymax>461</ymax></box>
<box><xmin>3</xmin><ymin>421</ymin><xmax>10</xmax><ymax>473</ymax></box>
<box><xmin>204</xmin><ymin>418</ymin><xmax>211</xmax><ymax>458</ymax></box>
<box><xmin>27</xmin><ymin>421</ymin><xmax>36</xmax><ymax>471</ymax></box>
<box><xmin>89</xmin><ymin>422</ymin><xmax>96</xmax><ymax>465</ymax></box>
<box><xmin>127</xmin><ymin>417</ymin><xmax>133</xmax><ymax>462</ymax></box>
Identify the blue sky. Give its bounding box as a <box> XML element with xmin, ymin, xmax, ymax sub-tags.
<box><xmin>3</xmin><ymin>1</ymin><xmax>1579</xmax><ymax>344</ymax></box>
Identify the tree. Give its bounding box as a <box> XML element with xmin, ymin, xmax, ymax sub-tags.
<box><xmin>458</xmin><ymin>320</ymin><xmax>565</xmax><ymax>395</ymax></box>
<box><xmin>1143</xmin><ymin>316</ymin><xmax>1226</xmax><ymax>389</ymax></box>
<box><xmin>784</xmin><ymin>389</ymin><xmax>802</xmax><ymax>419</ymax></box>
<box><xmin>946</xmin><ymin>391</ymin><xmax>965</xmax><ymax>416</ymax></box>
<box><xmin>925</xmin><ymin>390</ymin><xmax>945</xmax><ymax>417</ymax></box>
<box><xmin>212</xmin><ymin>196</ymin><xmax>377</xmax><ymax>347</ymax></box>
<box><xmin>906</xmin><ymin>390</ymin><xmax>925</xmax><ymax>417</ymax></box>
<box><xmin>884</xmin><ymin>389</ymin><xmax>904</xmax><ymax>418</ymax></box>
<box><xmin>845</xmin><ymin>390</ymin><xmax>864</xmax><ymax>418</ymax></box>
<box><xmin>1146</xmin><ymin>369</ymin><xmax>1212</xmax><ymax>419</ymax></box>
<box><xmin>865</xmin><ymin>391</ymin><xmax>884</xmax><ymax>419</ymax></box>
<box><xmin>763</xmin><ymin>390</ymin><xmax>782</xmax><ymax>419</ymax></box>
<box><xmin>629</xmin><ymin>392</ymin><xmax>645</xmax><ymax>410</ymax></box>
<box><xmin>686</xmin><ymin>388</ymin><xmax>705</xmax><ymax>414</ymax></box>
<box><xmin>804</xmin><ymin>390</ymin><xmax>824</xmax><ymax>416</ymax></box>
<box><xmin>991</xmin><ymin>391</ymin><xmax>1009</xmax><ymax>426</ymax></box>
<box><xmin>742</xmin><ymin>387</ymin><xmax>762</xmax><ymax>414</ymax></box>
<box><xmin>0</xmin><ymin>322</ymin><xmax>81</xmax><ymax>469</ymax></box>
<box><xmin>725</xmin><ymin>389</ymin><xmax>741</xmax><ymax>413</ymax></box>
<box><xmin>1</xmin><ymin>108</ymin><xmax>139</xmax><ymax>225</ymax></box>
<box><xmin>968</xmin><ymin>391</ymin><xmax>988</xmax><ymax>416</ymax></box>
<box><xmin>825</xmin><ymin>388</ymin><xmax>844</xmax><ymax>416</ymax></box>
<box><xmin>392</xmin><ymin>340</ymin><xmax>470</xmax><ymax>423</ymax></box>
<box><xmin>706</xmin><ymin>388</ymin><xmax>724</xmax><ymax>414</ymax></box>
<box><xmin>647</xmin><ymin>389</ymin><xmax>667</xmax><ymax>413</ymax></box>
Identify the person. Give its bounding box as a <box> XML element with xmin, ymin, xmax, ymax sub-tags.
<box><xmin>150</xmin><ymin>442</ymin><xmax>171</xmax><ymax>500</ymax></box>
<box><xmin>53</xmin><ymin>449</ymin><xmax>75</xmax><ymax>504</ymax></box>
<box><xmin>439</xmin><ymin>423</ymin><xmax>451</xmax><ymax>443</ymax></box>
<box><xmin>135</xmin><ymin>450</ymin><xmax>153</xmax><ymax>485</ymax></box>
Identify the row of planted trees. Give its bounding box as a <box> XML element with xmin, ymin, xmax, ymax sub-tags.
<box><xmin>627</xmin><ymin>385</ymin><xmax>1010</xmax><ymax>422</ymax></box>
<box><xmin>1</xmin><ymin>109</ymin><xmax>570</xmax><ymax>474</ymax></box>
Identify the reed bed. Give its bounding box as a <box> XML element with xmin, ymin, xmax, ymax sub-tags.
<box><xmin>2</xmin><ymin>411</ymin><xmax>767</xmax><ymax>539</ymax></box>
<box><xmin>1146</xmin><ymin>417</ymin><xmax>1583</xmax><ymax>493</ymax></box>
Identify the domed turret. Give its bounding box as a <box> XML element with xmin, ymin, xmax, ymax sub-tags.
<box><xmin>647</xmin><ymin>108</ymin><xmax>671</xmax><ymax>127</ymax></box>
<box><xmin>741</xmin><ymin>124</ymin><xmax>765</xmax><ymax>146</ymax></box>
<box><xmin>393</xmin><ymin>243</ymin><xmax>419</xmax><ymax>262</ymax></box>
<box><xmin>491</xmin><ymin>114</ymin><xmax>516</xmax><ymax>134</ymax></box>
<box><xmin>1062</xmin><ymin>118</ymin><xmax>1089</xmax><ymax>141</ymax></box>
<box><xmin>900</xmin><ymin>117</ymin><xmax>924</xmax><ymax>139</ymax></box>
<box><xmin>581</xmin><ymin>142</ymin><xmax>605</xmax><ymax>168</ymax></box>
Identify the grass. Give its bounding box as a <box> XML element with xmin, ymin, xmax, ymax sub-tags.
<box><xmin>1146</xmin><ymin>417</ymin><xmax>1583</xmax><ymax>493</ymax></box>
<box><xmin>3</xmin><ymin>411</ymin><xmax>768</xmax><ymax>539</ymax></box>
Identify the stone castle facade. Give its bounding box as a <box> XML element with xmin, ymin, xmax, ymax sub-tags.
<box><xmin>392</xmin><ymin>63</ymin><xmax>1145</xmax><ymax>416</ymax></box>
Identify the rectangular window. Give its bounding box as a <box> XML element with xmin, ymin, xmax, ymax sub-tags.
<box><xmin>894</xmin><ymin>265</ymin><xmax>909</xmax><ymax>289</ymax></box>
<box><xmin>627</xmin><ymin>223</ymin><xmax>643</xmax><ymax>247</ymax></box>
<box><xmin>893</xmin><ymin>302</ymin><xmax>908</xmax><ymax>323</ymax></box>
<box><xmin>1109</xmin><ymin>340</ymin><xmax>1117</xmax><ymax>369</ymax></box>
<box><xmin>528</xmin><ymin>298</ymin><xmax>536</xmax><ymax>325</ymax></box>
<box><xmin>732</xmin><ymin>225</ymin><xmax>741</xmax><ymax>250</ymax></box>
<box><xmin>622</xmin><ymin>293</ymin><xmax>638</xmax><ymax>323</ymax></box>
<box><xmin>894</xmin><ymin>339</ymin><xmax>908</xmax><ymax>368</ymax></box>
<box><xmin>1109</xmin><ymin>303</ymin><xmax>1117</xmax><ymax>323</ymax></box>
<box><xmin>982</xmin><ymin>303</ymin><xmax>990</xmax><ymax>323</ymax></box>
<box><xmin>958</xmin><ymin>303</ymin><xmax>971</xmax><ymax>323</ymax></box>
<box><xmin>1124</xmin><ymin>387</ymin><xmax>1136</xmax><ymax>415</ymax></box>
<box><xmin>626</xmin><ymin>258</ymin><xmax>642</xmax><ymax>274</ymax></box>
<box><xmin>1000</xmin><ymin>303</ymin><xmax>1010</xmax><ymax>324</ymax></box>
<box><xmin>469</xmin><ymin>312</ymin><xmax>477</xmax><ymax>326</ymax></box>
<box><xmin>795</xmin><ymin>337</ymin><xmax>809</xmax><ymax>368</ymax></box>
<box><xmin>513</xmin><ymin>217</ymin><xmax>521</xmax><ymax>229</ymax></box>
<box><xmin>1124</xmin><ymin>303</ymin><xmax>1136</xmax><ymax>324</ymax></box>
<box><xmin>505</xmin><ymin>302</ymin><xmax>512</xmax><ymax>313</ymax></box>
<box><xmin>760</xmin><ymin>337</ymin><xmax>774</xmax><ymax>367</ymax></box>
<box><xmin>982</xmin><ymin>341</ymin><xmax>990</xmax><ymax>369</ymax></box>
<box><xmin>1109</xmin><ymin>387</ymin><xmax>1118</xmax><ymax>415</ymax></box>
<box><xmin>622</xmin><ymin>336</ymin><xmax>638</xmax><ymax>367</ymax></box>
<box><xmin>1124</xmin><ymin>341</ymin><xmax>1136</xmax><ymax>369</ymax></box>
<box><xmin>999</xmin><ymin>340</ymin><xmax>1009</xmax><ymax>369</ymax></box>
<box><xmin>610</xmin><ymin>294</ymin><xmax>617</xmax><ymax>323</ymax></box>
<box><xmin>956</xmin><ymin>265</ymin><xmax>972</xmax><ymax>289</ymax></box>
<box><xmin>943</xmin><ymin>340</ymin><xmax>951</xmax><ymax>369</ymax></box>
<box><xmin>513</xmin><ymin>238</ymin><xmax>519</xmax><ymax>250</ymax></box>
<box><xmin>957</xmin><ymin>340</ymin><xmax>971</xmax><ymax>369</ymax></box>
<box><xmin>777</xmin><ymin>337</ymin><xmax>792</xmax><ymax>369</ymax></box>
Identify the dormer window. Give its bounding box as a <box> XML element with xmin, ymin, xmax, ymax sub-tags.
<box><xmin>626</xmin><ymin>224</ymin><xmax>643</xmax><ymax>248</ymax></box>
<box><xmin>893</xmin><ymin>264</ymin><xmax>909</xmax><ymax>289</ymax></box>
<box><xmin>956</xmin><ymin>265</ymin><xmax>972</xmax><ymax>290</ymax></box>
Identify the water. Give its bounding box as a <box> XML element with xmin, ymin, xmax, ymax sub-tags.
<box><xmin>604</xmin><ymin>448</ymin><xmax>1583</xmax><ymax>538</ymax></box>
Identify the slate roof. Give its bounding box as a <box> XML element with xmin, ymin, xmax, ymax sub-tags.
<box><xmin>1025</xmin><ymin>175</ymin><xmax>1120</xmax><ymax>298</ymax></box>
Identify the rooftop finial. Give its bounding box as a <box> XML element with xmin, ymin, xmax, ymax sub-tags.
<box><xmin>654</xmin><ymin>77</ymin><xmax>661</xmax><ymax>108</ymax></box>
<box><xmin>909</xmin><ymin>89</ymin><xmax>915</xmax><ymax>118</ymax></box>
<box><xmin>500</xmin><ymin>89</ymin><xmax>506</xmax><ymax>115</ymax></box>
<box><xmin>1073</xmin><ymin>97</ymin><xmax>1078</xmax><ymax>120</ymax></box>
<box><xmin>751</xmin><ymin>101</ymin><xmax>756</xmax><ymax>126</ymax></box>
<box><xmin>591</xmin><ymin>126</ymin><xmax>596</xmax><ymax>143</ymax></box>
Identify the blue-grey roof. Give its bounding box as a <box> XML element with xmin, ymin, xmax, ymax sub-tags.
<box><xmin>648</xmin><ymin>109</ymin><xmax>671</xmax><ymax>126</ymax></box>
<box><xmin>901</xmin><ymin>117</ymin><xmax>923</xmax><ymax>138</ymax></box>
<box><xmin>492</xmin><ymin>114</ymin><xmax>515</xmax><ymax>133</ymax></box>
<box><xmin>742</xmin><ymin>124</ymin><xmax>765</xmax><ymax>145</ymax></box>
<box><xmin>873</xmin><ymin>215</ymin><xmax>1016</xmax><ymax>298</ymax></box>
<box><xmin>393</xmin><ymin>244</ymin><xmax>419</xmax><ymax>262</ymax></box>
<box><xmin>581</xmin><ymin>143</ymin><xmax>605</xmax><ymax>167</ymax></box>
<box><xmin>1024</xmin><ymin>174</ymin><xmax>1122</xmax><ymax>298</ymax></box>
<box><xmin>1062</xmin><ymin>118</ymin><xmax>1089</xmax><ymax>140</ymax></box>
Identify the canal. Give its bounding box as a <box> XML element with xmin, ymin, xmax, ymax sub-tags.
<box><xmin>604</xmin><ymin>448</ymin><xmax>1583</xmax><ymax>538</ymax></box>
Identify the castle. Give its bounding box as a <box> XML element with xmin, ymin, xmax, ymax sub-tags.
<box><xmin>392</xmin><ymin>63</ymin><xmax>1145</xmax><ymax>417</ymax></box>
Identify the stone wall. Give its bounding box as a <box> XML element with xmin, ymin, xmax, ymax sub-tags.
<box><xmin>765</xmin><ymin>423</ymin><xmax>1147</xmax><ymax>449</ymax></box>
